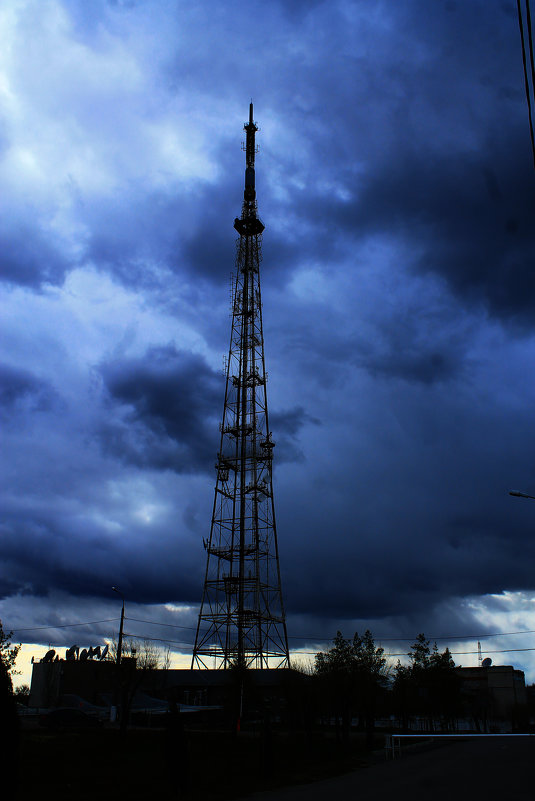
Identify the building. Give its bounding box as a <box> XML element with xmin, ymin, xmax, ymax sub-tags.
<box><xmin>456</xmin><ymin>665</ymin><xmax>527</xmax><ymax>732</ymax></box>
<box><xmin>29</xmin><ymin>657</ymin><xmax>294</xmax><ymax>715</ymax></box>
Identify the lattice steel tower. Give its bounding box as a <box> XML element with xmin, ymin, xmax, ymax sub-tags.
<box><xmin>192</xmin><ymin>104</ymin><xmax>290</xmax><ymax>670</ymax></box>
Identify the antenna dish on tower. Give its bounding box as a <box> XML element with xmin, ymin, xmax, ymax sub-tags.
<box><xmin>482</xmin><ymin>657</ymin><xmax>492</xmax><ymax>667</ymax></box>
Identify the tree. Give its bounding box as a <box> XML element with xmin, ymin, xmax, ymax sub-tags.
<box><xmin>409</xmin><ymin>633</ymin><xmax>432</xmax><ymax>671</ymax></box>
<box><xmin>14</xmin><ymin>684</ymin><xmax>30</xmax><ymax>705</ymax></box>
<box><xmin>315</xmin><ymin>630</ymin><xmax>389</xmax><ymax>746</ymax></box>
<box><xmin>0</xmin><ymin>622</ymin><xmax>20</xmax><ymax>794</ymax></box>
<box><xmin>393</xmin><ymin>633</ymin><xmax>460</xmax><ymax>731</ymax></box>
<box><xmin>130</xmin><ymin>639</ymin><xmax>161</xmax><ymax>670</ymax></box>
<box><xmin>0</xmin><ymin>620</ymin><xmax>21</xmax><ymax>691</ymax></box>
<box><xmin>109</xmin><ymin>637</ymin><xmax>166</xmax><ymax>669</ymax></box>
<box><xmin>113</xmin><ymin>638</ymin><xmax>167</xmax><ymax>734</ymax></box>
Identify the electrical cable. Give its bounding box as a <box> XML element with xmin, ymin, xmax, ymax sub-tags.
<box><xmin>10</xmin><ymin>618</ymin><xmax>118</xmax><ymax>633</ymax></box>
<box><xmin>288</xmin><ymin>629</ymin><xmax>535</xmax><ymax>642</ymax></box>
<box><xmin>122</xmin><ymin>632</ymin><xmax>193</xmax><ymax>647</ymax></box>
<box><xmin>125</xmin><ymin>616</ymin><xmax>535</xmax><ymax>643</ymax></box>
<box><xmin>293</xmin><ymin>646</ymin><xmax>535</xmax><ymax>658</ymax></box>
<box><xmin>125</xmin><ymin>616</ymin><xmax>197</xmax><ymax>632</ymax></box>
<box><xmin>10</xmin><ymin>615</ymin><xmax>535</xmax><ymax>656</ymax></box>
<box><xmin>525</xmin><ymin>0</ymin><xmax>535</xmax><ymax>104</ymax></box>
<box><xmin>517</xmin><ymin>0</ymin><xmax>535</xmax><ymax>169</ymax></box>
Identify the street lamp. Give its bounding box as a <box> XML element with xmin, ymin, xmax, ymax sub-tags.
<box><xmin>112</xmin><ymin>586</ymin><xmax>125</xmax><ymax>666</ymax></box>
<box><xmin>509</xmin><ymin>490</ymin><xmax>535</xmax><ymax>500</ymax></box>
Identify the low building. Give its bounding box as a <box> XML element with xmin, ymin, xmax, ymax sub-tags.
<box><xmin>456</xmin><ymin>665</ymin><xmax>527</xmax><ymax>732</ymax></box>
<box><xmin>29</xmin><ymin>656</ymin><xmax>295</xmax><ymax>715</ymax></box>
<box><xmin>29</xmin><ymin>657</ymin><xmax>118</xmax><ymax>708</ymax></box>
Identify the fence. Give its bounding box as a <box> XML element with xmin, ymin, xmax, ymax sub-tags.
<box><xmin>385</xmin><ymin>732</ymin><xmax>535</xmax><ymax>760</ymax></box>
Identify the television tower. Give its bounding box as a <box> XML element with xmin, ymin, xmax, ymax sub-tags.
<box><xmin>192</xmin><ymin>104</ymin><xmax>290</xmax><ymax>670</ymax></box>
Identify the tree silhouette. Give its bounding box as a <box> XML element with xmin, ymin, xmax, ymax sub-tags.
<box><xmin>393</xmin><ymin>633</ymin><xmax>460</xmax><ymax>731</ymax></box>
<box><xmin>315</xmin><ymin>630</ymin><xmax>389</xmax><ymax>746</ymax></box>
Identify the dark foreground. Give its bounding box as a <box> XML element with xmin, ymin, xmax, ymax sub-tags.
<box><xmin>15</xmin><ymin>725</ymin><xmax>535</xmax><ymax>801</ymax></box>
<box><xmin>15</xmin><ymin>724</ymin><xmax>371</xmax><ymax>800</ymax></box>
<box><xmin>239</xmin><ymin>736</ymin><xmax>535</xmax><ymax>801</ymax></box>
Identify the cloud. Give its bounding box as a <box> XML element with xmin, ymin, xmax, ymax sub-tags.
<box><xmin>0</xmin><ymin>222</ymin><xmax>72</xmax><ymax>288</ymax></box>
<box><xmin>98</xmin><ymin>343</ymin><xmax>315</xmax><ymax>471</ymax></box>
<box><xmin>350</xmin><ymin>147</ymin><xmax>535</xmax><ymax>326</ymax></box>
<box><xmin>2</xmin><ymin>0</ymin><xmax>535</xmax><ymax>681</ymax></box>
<box><xmin>98</xmin><ymin>344</ymin><xmax>222</xmax><ymax>472</ymax></box>
<box><xmin>0</xmin><ymin>363</ymin><xmax>60</xmax><ymax>412</ymax></box>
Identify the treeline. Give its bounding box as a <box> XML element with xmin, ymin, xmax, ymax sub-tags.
<box><xmin>288</xmin><ymin>630</ymin><xmax>462</xmax><ymax>743</ymax></box>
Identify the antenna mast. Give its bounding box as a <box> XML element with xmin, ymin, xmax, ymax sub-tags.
<box><xmin>192</xmin><ymin>104</ymin><xmax>290</xmax><ymax>669</ymax></box>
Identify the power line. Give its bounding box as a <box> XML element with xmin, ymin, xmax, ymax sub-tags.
<box><xmin>123</xmin><ymin>632</ymin><xmax>192</xmax><ymax>647</ymax></box>
<box><xmin>10</xmin><ymin>615</ymin><xmax>535</xmax><ymax>646</ymax></box>
<box><xmin>288</xmin><ymin>629</ymin><xmax>535</xmax><ymax>643</ymax></box>
<box><xmin>293</xmin><ymin>646</ymin><xmax>535</xmax><ymax>658</ymax></box>
<box><xmin>125</xmin><ymin>616</ymin><xmax>197</xmax><ymax>632</ymax></box>
<box><xmin>10</xmin><ymin>618</ymin><xmax>118</xmax><ymax>633</ymax></box>
<box><xmin>517</xmin><ymin>0</ymin><xmax>535</xmax><ymax>169</ymax></box>
<box><xmin>125</xmin><ymin>615</ymin><xmax>535</xmax><ymax>643</ymax></box>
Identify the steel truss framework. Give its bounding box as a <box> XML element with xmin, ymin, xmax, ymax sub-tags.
<box><xmin>192</xmin><ymin>105</ymin><xmax>290</xmax><ymax>670</ymax></box>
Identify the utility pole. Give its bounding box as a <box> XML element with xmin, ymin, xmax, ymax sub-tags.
<box><xmin>113</xmin><ymin>585</ymin><xmax>125</xmax><ymax>666</ymax></box>
<box><xmin>111</xmin><ymin>585</ymin><xmax>125</xmax><ymax>723</ymax></box>
<box><xmin>192</xmin><ymin>104</ymin><xmax>290</xmax><ymax>670</ymax></box>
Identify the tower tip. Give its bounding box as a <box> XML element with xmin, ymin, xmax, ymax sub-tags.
<box><xmin>249</xmin><ymin>102</ymin><xmax>254</xmax><ymax>124</ymax></box>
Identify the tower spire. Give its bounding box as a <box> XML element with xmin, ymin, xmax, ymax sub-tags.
<box><xmin>234</xmin><ymin>102</ymin><xmax>264</xmax><ymax>238</ymax></box>
<box><xmin>192</xmin><ymin>106</ymin><xmax>290</xmax><ymax>670</ymax></box>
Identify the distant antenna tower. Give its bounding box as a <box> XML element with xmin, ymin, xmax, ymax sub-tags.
<box><xmin>192</xmin><ymin>104</ymin><xmax>290</xmax><ymax>670</ymax></box>
<box><xmin>477</xmin><ymin>641</ymin><xmax>482</xmax><ymax>666</ymax></box>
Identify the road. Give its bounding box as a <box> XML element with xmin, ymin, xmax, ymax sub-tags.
<box><xmin>237</xmin><ymin>736</ymin><xmax>535</xmax><ymax>801</ymax></box>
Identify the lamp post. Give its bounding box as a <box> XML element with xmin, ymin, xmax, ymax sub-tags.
<box><xmin>509</xmin><ymin>490</ymin><xmax>535</xmax><ymax>500</ymax></box>
<box><xmin>110</xmin><ymin>586</ymin><xmax>125</xmax><ymax>723</ymax></box>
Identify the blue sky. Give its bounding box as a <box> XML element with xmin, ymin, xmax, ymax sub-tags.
<box><xmin>2</xmin><ymin>0</ymin><xmax>535</xmax><ymax>683</ymax></box>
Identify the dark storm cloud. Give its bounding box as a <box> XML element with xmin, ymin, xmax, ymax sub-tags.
<box><xmin>277</xmin><ymin>388</ymin><xmax>535</xmax><ymax>623</ymax></box>
<box><xmin>181</xmin><ymin>174</ymin><xmax>242</xmax><ymax>282</ymax></box>
<box><xmin>276</xmin><ymin>133</ymin><xmax>535</xmax><ymax>335</ymax></box>
<box><xmin>348</xmin><ymin>145</ymin><xmax>535</xmax><ymax>327</ymax></box>
<box><xmin>0</xmin><ymin>364</ymin><xmax>59</xmax><ymax>412</ymax></box>
<box><xmin>0</xmin><ymin>222</ymin><xmax>71</xmax><ymax>288</ymax></box>
<box><xmin>342</xmin><ymin>294</ymin><xmax>472</xmax><ymax>386</ymax></box>
<box><xmin>98</xmin><ymin>344</ymin><xmax>314</xmax><ymax>471</ymax></box>
<box><xmin>282</xmin><ymin>506</ymin><xmax>535</xmax><ymax>622</ymax></box>
<box><xmin>98</xmin><ymin>345</ymin><xmax>221</xmax><ymax>472</ymax></box>
<box><xmin>0</xmin><ymin>511</ymin><xmax>202</xmax><ymax>606</ymax></box>
<box><xmin>363</xmin><ymin>348</ymin><xmax>460</xmax><ymax>385</ymax></box>
<box><xmin>270</xmin><ymin>406</ymin><xmax>319</xmax><ymax>463</ymax></box>
<box><xmin>285</xmin><ymin>518</ymin><xmax>535</xmax><ymax>620</ymax></box>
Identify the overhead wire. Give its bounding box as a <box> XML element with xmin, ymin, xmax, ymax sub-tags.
<box><xmin>526</xmin><ymin>0</ymin><xmax>535</xmax><ymax>100</ymax></box>
<box><xmin>123</xmin><ymin>632</ymin><xmax>193</xmax><ymax>647</ymax></box>
<box><xmin>9</xmin><ymin>617</ymin><xmax>535</xmax><ymax>667</ymax></box>
<box><xmin>10</xmin><ymin>615</ymin><xmax>535</xmax><ymax>645</ymax></box>
<box><xmin>10</xmin><ymin>618</ymin><xmax>119</xmax><ymax>633</ymax></box>
<box><xmin>293</xmin><ymin>646</ymin><xmax>535</xmax><ymax>658</ymax></box>
<box><xmin>517</xmin><ymin>0</ymin><xmax>535</xmax><ymax>169</ymax></box>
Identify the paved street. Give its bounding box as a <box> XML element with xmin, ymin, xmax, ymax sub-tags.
<box><xmin>237</xmin><ymin>737</ymin><xmax>535</xmax><ymax>801</ymax></box>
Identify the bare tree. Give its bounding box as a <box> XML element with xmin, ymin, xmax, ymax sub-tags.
<box><xmin>0</xmin><ymin>621</ymin><xmax>21</xmax><ymax>690</ymax></box>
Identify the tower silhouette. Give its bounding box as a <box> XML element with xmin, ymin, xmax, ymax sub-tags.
<box><xmin>192</xmin><ymin>104</ymin><xmax>290</xmax><ymax>670</ymax></box>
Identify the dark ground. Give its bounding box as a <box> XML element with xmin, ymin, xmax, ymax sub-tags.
<box><xmin>238</xmin><ymin>736</ymin><xmax>535</xmax><ymax>801</ymax></box>
<box><xmin>16</xmin><ymin>722</ymin><xmax>372</xmax><ymax>800</ymax></box>
<box><xmin>15</xmin><ymin>723</ymin><xmax>535</xmax><ymax>801</ymax></box>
